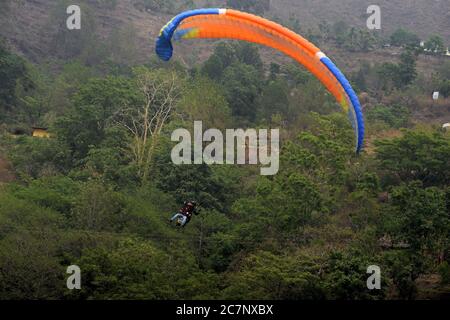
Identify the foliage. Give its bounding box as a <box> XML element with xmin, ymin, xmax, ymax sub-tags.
<box><xmin>0</xmin><ymin>35</ymin><xmax>449</xmax><ymax>300</ymax></box>
<box><xmin>438</xmin><ymin>262</ymin><xmax>450</xmax><ymax>285</ymax></box>
<box><xmin>322</xmin><ymin>251</ymin><xmax>386</xmax><ymax>299</ymax></box>
<box><xmin>390</xmin><ymin>28</ymin><xmax>420</xmax><ymax>48</ymax></box>
<box><xmin>366</xmin><ymin>105</ymin><xmax>410</xmax><ymax>128</ymax></box>
<box><xmin>386</xmin><ymin>181</ymin><xmax>449</xmax><ymax>254</ymax></box>
<box><xmin>0</xmin><ymin>192</ymin><xmax>66</xmax><ymax>299</ymax></box>
<box><xmin>0</xmin><ymin>41</ymin><xmax>33</xmax><ymax>116</ymax></box>
<box><xmin>10</xmin><ymin>175</ymin><xmax>81</xmax><ymax>215</ymax></box>
<box><xmin>202</xmin><ymin>42</ymin><xmax>263</xmax><ymax>80</ymax></box>
<box><xmin>153</xmin><ymin>137</ymin><xmax>229</xmax><ymax>211</ymax></box>
<box><xmin>9</xmin><ymin>136</ymin><xmax>71</xmax><ymax>179</ymax></box>
<box><xmin>424</xmin><ymin>35</ymin><xmax>446</xmax><ymax>55</ymax></box>
<box><xmin>376</xmin><ymin>50</ymin><xmax>417</xmax><ymax>89</ymax></box>
<box><xmin>223</xmin><ymin>251</ymin><xmax>324</xmax><ymax>299</ymax></box>
<box><xmin>55</xmin><ymin>76</ymin><xmax>141</xmax><ymax>162</ymax></box>
<box><xmin>375</xmin><ymin>130</ymin><xmax>450</xmax><ymax>187</ymax></box>
<box><xmin>438</xmin><ymin>80</ymin><xmax>450</xmax><ymax>98</ymax></box>
<box><xmin>179</xmin><ymin>76</ymin><xmax>232</xmax><ymax>129</ymax></box>
<box><xmin>329</xmin><ymin>23</ymin><xmax>378</xmax><ymax>52</ymax></box>
<box><xmin>258</xmin><ymin>79</ymin><xmax>290</xmax><ymax>121</ymax></box>
<box><xmin>221</xmin><ymin>62</ymin><xmax>262</xmax><ymax>123</ymax></box>
<box><xmin>70</xmin><ymin>181</ymin><xmax>129</xmax><ymax>232</ymax></box>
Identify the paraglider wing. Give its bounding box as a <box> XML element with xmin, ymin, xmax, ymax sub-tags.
<box><xmin>156</xmin><ymin>9</ymin><xmax>365</xmax><ymax>153</ymax></box>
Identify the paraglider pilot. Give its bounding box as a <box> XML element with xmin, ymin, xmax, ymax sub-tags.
<box><xmin>170</xmin><ymin>201</ymin><xmax>200</xmax><ymax>227</ymax></box>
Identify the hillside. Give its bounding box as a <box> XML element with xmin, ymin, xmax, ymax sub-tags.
<box><xmin>0</xmin><ymin>0</ymin><xmax>449</xmax><ymax>64</ymax></box>
<box><xmin>270</xmin><ymin>0</ymin><xmax>450</xmax><ymax>42</ymax></box>
<box><xmin>0</xmin><ymin>156</ymin><xmax>15</xmax><ymax>184</ymax></box>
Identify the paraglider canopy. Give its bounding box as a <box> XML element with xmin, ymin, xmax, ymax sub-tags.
<box><xmin>156</xmin><ymin>8</ymin><xmax>365</xmax><ymax>153</ymax></box>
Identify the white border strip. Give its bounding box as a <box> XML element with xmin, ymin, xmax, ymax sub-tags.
<box><xmin>315</xmin><ymin>51</ymin><xmax>326</xmax><ymax>60</ymax></box>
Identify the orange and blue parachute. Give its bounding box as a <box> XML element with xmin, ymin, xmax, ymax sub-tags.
<box><xmin>156</xmin><ymin>9</ymin><xmax>365</xmax><ymax>153</ymax></box>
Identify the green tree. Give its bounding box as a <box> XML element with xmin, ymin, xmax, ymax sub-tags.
<box><xmin>331</xmin><ymin>21</ymin><xmax>349</xmax><ymax>47</ymax></box>
<box><xmin>424</xmin><ymin>35</ymin><xmax>445</xmax><ymax>54</ymax></box>
<box><xmin>387</xmin><ymin>181</ymin><xmax>449</xmax><ymax>255</ymax></box>
<box><xmin>323</xmin><ymin>251</ymin><xmax>385</xmax><ymax>299</ymax></box>
<box><xmin>0</xmin><ymin>41</ymin><xmax>33</xmax><ymax>116</ymax></box>
<box><xmin>70</xmin><ymin>181</ymin><xmax>128</xmax><ymax>232</ymax></box>
<box><xmin>390</xmin><ymin>28</ymin><xmax>420</xmax><ymax>47</ymax></box>
<box><xmin>223</xmin><ymin>251</ymin><xmax>324</xmax><ymax>299</ymax></box>
<box><xmin>10</xmin><ymin>176</ymin><xmax>81</xmax><ymax>215</ymax></box>
<box><xmin>153</xmin><ymin>140</ymin><xmax>228</xmax><ymax>211</ymax></box>
<box><xmin>221</xmin><ymin>62</ymin><xmax>261</xmax><ymax>122</ymax></box>
<box><xmin>202</xmin><ymin>42</ymin><xmax>262</xmax><ymax>80</ymax></box>
<box><xmin>439</xmin><ymin>80</ymin><xmax>450</xmax><ymax>98</ymax></box>
<box><xmin>9</xmin><ymin>136</ymin><xmax>71</xmax><ymax>179</ymax></box>
<box><xmin>376</xmin><ymin>50</ymin><xmax>417</xmax><ymax>89</ymax></box>
<box><xmin>383</xmin><ymin>251</ymin><xmax>419</xmax><ymax>299</ymax></box>
<box><xmin>397</xmin><ymin>50</ymin><xmax>418</xmax><ymax>88</ymax></box>
<box><xmin>366</xmin><ymin>105</ymin><xmax>410</xmax><ymax>128</ymax></box>
<box><xmin>258</xmin><ymin>79</ymin><xmax>290</xmax><ymax>121</ymax></box>
<box><xmin>84</xmin><ymin>126</ymin><xmax>138</xmax><ymax>188</ymax></box>
<box><xmin>381</xmin><ymin>182</ymin><xmax>449</xmax><ymax>298</ymax></box>
<box><xmin>233</xmin><ymin>42</ymin><xmax>263</xmax><ymax>71</ymax></box>
<box><xmin>179</xmin><ymin>76</ymin><xmax>232</xmax><ymax>129</ymax></box>
<box><xmin>202</xmin><ymin>43</ymin><xmax>237</xmax><ymax>80</ymax></box>
<box><xmin>74</xmin><ymin>239</ymin><xmax>215</xmax><ymax>299</ymax></box>
<box><xmin>55</xmin><ymin>76</ymin><xmax>141</xmax><ymax>162</ymax></box>
<box><xmin>375</xmin><ymin>130</ymin><xmax>450</xmax><ymax>187</ymax></box>
<box><xmin>376</xmin><ymin>62</ymin><xmax>399</xmax><ymax>91</ymax></box>
<box><xmin>0</xmin><ymin>193</ymin><xmax>66</xmax><ymax>299</ymax></box>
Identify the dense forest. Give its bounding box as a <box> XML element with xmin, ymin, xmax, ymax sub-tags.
<box><xmin>0</xmin><ymin>0</ymin><xmax>449</xmax><ymax>300</ymax></box>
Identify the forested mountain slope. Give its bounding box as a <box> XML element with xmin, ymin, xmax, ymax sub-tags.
<box><xmin>1</xmin><ymin>0</ymin><xmax>449</xmax><ymax>63</ymax></box>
